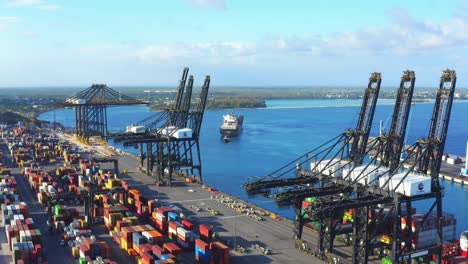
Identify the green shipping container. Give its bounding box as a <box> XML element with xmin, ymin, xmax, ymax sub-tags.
<box><xmin>381</xmin><ymin>257</ymin><xmax>392</xmax><ymax>264</ymax></box>
<box><xmin>55</xmin><ymin>204</ymin><xmax>62</xmax><ymax>215</ymax></box>
<box><xmin>13</xmin><ymin>245</ymin><xmax>20</xmax><ymax>261</ymax></box>
<box><xmin>79</xmin><ymin>257</ymin><xmax>87</xmax><ymax>264</ymax></box>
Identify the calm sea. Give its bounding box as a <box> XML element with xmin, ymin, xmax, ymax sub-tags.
<box><xmin>38</xmin><ymin>99</ymin><xmax>468</xmax><ymax>235</ymax></box>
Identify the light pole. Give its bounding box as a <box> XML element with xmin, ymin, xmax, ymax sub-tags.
<box><xmin>234</xmin><ymin>209</ymin><xmax>237</xmax><ymax>250</ymax></box>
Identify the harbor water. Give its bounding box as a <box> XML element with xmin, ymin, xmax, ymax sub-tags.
<box><xmin>38</xmin><ymin>99</ymin><xmax>468</xmax><ymax>235</ymax></box>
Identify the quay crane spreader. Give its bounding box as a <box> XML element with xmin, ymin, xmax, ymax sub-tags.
<box><xmin>111</xmin><ymin>68</ymin><xmax>210</xmax><ymax>185</ymax></box>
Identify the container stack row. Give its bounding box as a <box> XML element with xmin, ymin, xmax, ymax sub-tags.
<box><xmin>2</xmin><ymin>203</ymin><xmax>46</xmax><ymax>264</ymax></box>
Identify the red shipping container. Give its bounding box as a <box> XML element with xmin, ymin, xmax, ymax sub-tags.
<box><xmin>163</xmin><ymin>243</ymin><xmax>182</xmax><ymax>255</ymax></box>
<box><xmin>182</xmin><ymin>220</ymin><xmax>194</xmax><ymax>230</ymax></box>
<box><xmin>157</xmin><ymin>207</ymin><xmax>172</xmax><ymax>217</ymax></box>
<box><xmin>195</xmin><ymin>239</ymin><xmax>209</xmax><ymax>250</ymax></box>
<box><xmin>169</xmin><ymin>221</ymin><xmax>180</xmax><ymax>231</ymax></box>
<box><xmin>79</xmin><ymin>244</ymin><xmax>89</xmax><ymax>256</ymax></box>
<box><xmin>199</xmin><ymin>224</ymin><xmax>212</xmax><ymax>237</ymax></box>
<box><xmin>152</xmin><ymin>245</ymin><xmax>165</xmax><ymax>257</ymax></box>
<box><xmin>141</xmin><ymin>251</ymin><xmax>154</xmax><ymax>264</ymax></box>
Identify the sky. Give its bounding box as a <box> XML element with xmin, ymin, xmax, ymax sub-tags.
<box><xmin>0</xmin><ymin>0</ymin><xmax>467</xmax><ymax>87</ymax></box>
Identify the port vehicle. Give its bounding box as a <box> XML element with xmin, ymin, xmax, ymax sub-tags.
<box><xmin>220</xmin><ymin>112</ymin><xmax>243</xmax><ymax>141</ymax></box>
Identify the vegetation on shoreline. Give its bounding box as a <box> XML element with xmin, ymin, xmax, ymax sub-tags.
<box><xmin>206</xmin><ymin>97</ymin><xmax>266</xmax><ymax>109</ymax></box>
<box><xmin>0</xmin><ymin>111</ymin><xmax>32</xmax><ymax>124</ymax></box>
<box><xmin>149</xmin><ymin>97</ymin><xmax>266</xmax><ymax>111</ymax></box>
<box><xmin>1</xmin><ymin>86</ymin><xmax>467</xmax><ymax>117</ymax></box>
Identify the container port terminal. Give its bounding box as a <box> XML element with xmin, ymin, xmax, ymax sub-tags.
<box><xmin>1</xmin><ymin>68</ymin><xmax>468</xmax><ymax>264</ymax></box>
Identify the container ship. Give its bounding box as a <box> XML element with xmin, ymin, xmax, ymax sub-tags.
<box><xmin>220</xmin><ymin>113</ymin><xmax>243</xmax><ymax>140</ymax></box>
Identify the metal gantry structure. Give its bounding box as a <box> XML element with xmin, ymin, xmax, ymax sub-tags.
<box><xmin>62</xmin><ymin>84</ymin><xmax>148</xmax><ymax>143</ymax></box>
<box><xmin>112</xmin><ymin>68</ymin><xmax>210</xmax><ymax>185</ymax></box>
<box><xmin>308</xmin><ymin>70</ymin><xmax>455</xmax><ymax>264</ymax></box>
<box><xmin>243</xmin><ymin>72</ymin><xmax>382</xmax><ymax>257</ymax></box>
<box><xmin>243</xmin><ymin>70</ymin><xmax>456</xmax><ymax>264</ymax></box>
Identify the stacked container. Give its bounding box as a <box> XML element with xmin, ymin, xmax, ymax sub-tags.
<box><xmin>199</xmin><ymin>224</ymin><xmax>213</xmax><ymax>243</ymax></box>
<box><xmin>209</xmin><ymin>242</ymin><xmax>229</xmax><ymax>264</ymax></box>
<box><xmin>401</xmin><ymin>212</ymin><xmax>457</xmax><ymax>249</ymax></box>
<box><xmin>461</xmin><ymin>231</ymin><xmax>468</xmax><ymax>257</ymax></box>
<box><xmin>2</xmin><ymin>202</ymin><xmax>46</xmax><ymax>263</ymax></box>
<box><xmin>195</xmin><ymin>239</ymin><xmax>210</xmax><ymax>263</ymax></box>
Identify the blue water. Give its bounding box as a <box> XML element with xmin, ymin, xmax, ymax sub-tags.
<box><xmin>266</xmin><ymin>99</ymin><xmax>397</xmax><ymax>108</ymax></box>
<box><xmin>38</xmin><ymin>99</ymin><xmax>468</xmax><ymax>235</ymax></box>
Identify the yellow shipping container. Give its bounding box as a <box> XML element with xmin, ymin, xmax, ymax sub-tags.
<box><xmin>121</xmin><ymin>238</ymin><xmax>128</xmax><ymax>250</ymax></box>
<box><xmin>109</xmin><ymin>213</ymin><xmax>123</xmax><ymax>226</ymax></box>
<box><xmin>72</xmin><ymin>246</ymin><xmax>79</xmax><ymax>258</ymax></box>
<box><xmin>123</xmin><ymin>216</ymin><xmax>138</xmax><ymax>225</ymax></box>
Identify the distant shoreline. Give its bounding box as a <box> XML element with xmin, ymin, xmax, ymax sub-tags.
<box><xmin>37</xmin><ymin>98</ymin><xmax>468</xmax><ymax>119</ymax></box>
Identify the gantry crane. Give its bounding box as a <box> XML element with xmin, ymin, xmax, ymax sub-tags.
<box><xmin>307</xmin><ymin>69</ymin><xmax>455</xmax><ymax>264</ymax></box>
<box><xmin>242</xmin><ymin>73</ymin><xmax>382</xmax><ymax>252</ymax></box>
<box><xmin>243</xmin><ymin>72</ymin><xmax>382</xmax><ymax>195</ymax></box>
<box><xmin>242</xmin><ymin>70</ymin><xmax>433</xmax><ymax>263</ymax></box>
<box><xmin>62</xmin><ymin>84</ymin><xmax>148</xmax><ymax>143</ymax></box>
<box><xmin>111</xmin><ymin>68</ymin><xmax>210</xmax><ymax>185</ymax></box>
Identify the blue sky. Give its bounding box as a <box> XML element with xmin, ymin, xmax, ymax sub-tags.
<box><xmin>0</xmin><ymin>0</ymin><xmax>467</xmax><ymax>87</ymax></box>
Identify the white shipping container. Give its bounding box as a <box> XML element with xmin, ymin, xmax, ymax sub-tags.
<box><xmin>75</xmin><ymin>99</ymin><xmax>87</xmax><ymax>105</ymax></box>
<box><xmin>20</xmin><ymin>230</ymin><xmax>26</xmax><ymax>242</ymax></box>
<box><xmin>177</xmin><ymin>227</ymin><xmax>189</xmax><ymax>237</ymax></box>
<box><xmin>155</xmin><ymin>212</ymin><xmax>165</xmax><ymax>221</ymax></box>
<box><xmin>142</xmin><ymin>231</ymin><xmax>153</xmax><ymax>243</ymax></box>
<box><xmin>379</xmin><ymin>173</ymin><xmax>406</xmax><ymax>190</ymax></box>
<box><xmin>393</xmin><ymin>174</ymin><xmax>431</xmax><ymax>196</ymax></box>
<box><xmin>311</xmin><ymin>159</ymin><xmax>349</xmax><ymax>178</ymax></box>
<box><xmin>47</xmin><ymin>185</ymin><xmax>55</xmax><ymax>193</ymax></box>
<box><xmin>159</xmin><ymin>126</ymin><xmax>177</xmax><ymax>136</ymax></box>
<box><xmin>173</xmin><ymin>128</ymin><xmax>193</xmax><ymax>139</ymax></box>
<box><xmin>168</xmin><ymin>227</ymin><xmax>177</xmax><ymax>235</ymax></box>
<box><xmin>351</xmin><ymin>165</ymin><xmax>389</xmax><ymax>186</ymax></box>
<box><xmin>461</xmin><ymin>231</ymin><xmax>468</xmax><ymax>240</ymax></box>
<box><xmin>126</xmin><ymin>124</ymin><xmax>145</xmax><ymax>134</ymax></box>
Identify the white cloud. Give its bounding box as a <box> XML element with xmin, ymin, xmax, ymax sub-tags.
<box><xmin>7</xmin><ymin>0</ymin><xmax>44</xmax><ymax>6</ymax></box>
<box><xmin>312</xmin><ymin>9</ymin><xmax>468</xmax><ymax>56</ymax></box>
<box><xmin>135</xmin><ymin>9</ymin><xmax>468</xmax><ymax>65</ymax></box>
<box><xmin>7</xmin><ymin>0</ymin><xmax>61</xmax><ymax>10</ymax></box>
<box><xmin>136</xmin><ymin>42</ymin><xmax>256</xmax><ymax>61</ymax></box>
<box><xmin>186</xmin><ymin>0</ymin><xmax>226</xmax><ymax>9</ymax></box>
<box><xmin>0</xmin><ymin>16</ymin><xmax>18</xmax><ymax>31</ymax></box>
